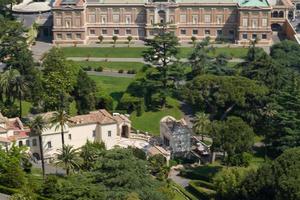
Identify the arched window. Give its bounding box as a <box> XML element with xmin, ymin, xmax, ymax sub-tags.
<box><xmin>279</xmin><ymin>11</ymin><xmax>284</xmax><ymax>18</ymax></box>
<box><xmin>272</xmin><ymin>11</ymin><xmax>278</xmax><ymax>18</ymax></box>
<box><xmin>158</xmin><ymin>10</ymin><xmax>166</xmax><ymax>23</ymax></box>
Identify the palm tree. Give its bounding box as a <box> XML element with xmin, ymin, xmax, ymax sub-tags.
<box><xmin>50</xmin><ymin>110</ymin><xmax>70</xmax><ymax>149</ymax></box>
<box><xmin>55</xmin><ymin>145</ymin><xmax>81</xmax><ymax>175</ymax></box>
<box><xmin>0</xmin><ymin>69</ymin><xmax>20</xmax><ymax>104</ymax></box>
<box><xmin>29</xmin><ymin>116</ymin><xmax>48</xmax><ymax>178</ymax></box>
<box><xmin>193</xmin><ymin>112</ymin><xmax>211</xmax><ymax>141</ymax></box>
<box><xmin>14</xmin><ymin>75</ymin><xmax>28</xmax><ymax>118</ymax></box>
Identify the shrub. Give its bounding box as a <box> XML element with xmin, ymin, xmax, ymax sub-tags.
<box><xmin>96</xmin><ymin>95</ymin><xmax>114</xmax><ymax>111</ymax></box>
<box><xmin>119</xmin><ymin>93</ymin><xmax>144</xmax><ymax>115</ymax></box>
<box><xmin>189</xmin><ymin>181</ymin><xmax>216</xmax><ymax>200</ymax></box>
<box><xmin>95</xmin><ymin>66</ymin><xmax>103</xmax><ymax>72</ymax></box>
<box><xmin>118</xmin><ymin>69</ymin><xmax>124</xmax><ymax>73</ymax></box>
<box><xmin>127</xmin><ymin>69</ymin><xmax>137</xmax><ymax>74</ymax></box>
<box><xmin>226</xmin><ymin>152</ymin><xmax>253</xmax><ymax>167</ymax></box>
<box><xmin>82</xmin><ymin>66</ymin><xmax>92</xmax><ymax>71</ymax></box>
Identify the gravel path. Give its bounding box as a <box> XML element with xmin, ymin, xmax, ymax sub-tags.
<box><xmin>86</xmin><ymin>71</ymin><xmax>135</xmax><ymax>78</ymax></box>
<box><xmin>0</xmin><ymin>193</ymin><xmax>10</xmax><ymax>200</ymax></box>
<box><xmin>168</xmin><ymin>168</ymin><xmax>191</xmax><ymax>188</ymax></box>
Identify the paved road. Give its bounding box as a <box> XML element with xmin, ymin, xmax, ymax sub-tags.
<box><xmin>168</xmin><ymin>168</ymin><xmax>190</xmax><ymax>188</ymax></box>
<box><xmin>68</xmin><ymin>57</ymin><xmax>244</xmax><ymax>63</ymax></box>
<box><xmin>30</xmin><ymin>40</ymin><xmax>52</xmax><ymax>61</ymax></box>
<box><xmin>0</xmin><ymin>193</ymin><xmax>10</xmax><ymax>200</ymax></box>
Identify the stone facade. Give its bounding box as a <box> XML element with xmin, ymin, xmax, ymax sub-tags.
<box><xmin>52</xmin><ymin>0</ymin><xmax>294</xmax><ymax>45</ymax></box>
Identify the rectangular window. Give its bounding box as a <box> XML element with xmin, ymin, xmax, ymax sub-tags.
<box><xmin>150</xmin><ymin>16</ymin><xmax>154</xmax><ymax>24</ymax></box>
<box><xmin>68</xmin><ymin>134</ymin><xmax>72</xmax><ymax>140</ymax></box>
<box><xmin>180</xmin><ymin>29</ymin><xmax>186</xmax><ymax>35</ymax></box>
<box><xmin>101</xmin><ymin>15</ymin><xmax>107</xmax><ymax>24</ymax></box>
<box><xmin>242</xmin><ymin>33</ymin><xmax>247</xmax><ymax>39</ymax></box>
<box><xmin>252</xmin><ymin>34</ymin><xmax>257</xmax><ymax>39</ymax></box>
<box><xmin>56</xmin><ymin>18</ymin><xmax>62</xmax><ymax>26</ymax></box>
<box><xmin>26</xmin><ymin>140</ymin><xmax>30</xmax><ymax>146</ymax></box>
<box><xmin>32</xmin><ymin>139</ymin><xmax>37</xmax><ymax>146</ymax></box>
<box><xmin>125</xmin><ymin>15</ymin><xmax>131</xmax><ymax>24</ymax></box>
<box><xmin>192</xmin><ymin>15</ymin><xmax>198</xmax><ymax>24</ymax></box>
<box><xmin>252</xmin><ymin>19</ymin><xmax>258</xmax><ymax>28</ymax></box>
<box><xmin>262</xmin><ymin>18</ymin><xmax>268</xmax><ymax>27</ymax></box>
<box><xmin>66</xmin><ymin>33</ymin><xmax>72</xmax><ymax>39</ymax></box>
<box><xmin>204</xmin><ymin>15</ymin><xmax>211</xmax><ymax>23</ymax></box>
<box><xmin>88</xmin><ymin>15</ymin><xmax>96</xmax><ymax>23</ymax></box>
<box><xmin>114</xmin><ymin>29</ymin><xmax>119</xmax><ymax>35</ymax></box>
<box><xmin>180</xmin><ymin>14</ymin><xmax>187</xmax><ymax>23</ymax></box>
<box><xmin>108</xmin><ymin>131</ymin><xmax>112</xmax><ymax>137</ymax></box>
<box><xmin>216</xmin><ymin>15</ymin><xmax>223</xmax><ymax>24</ymax></box>
<box><xmin>126</xmin><ymin>29</ymin><xmax>132</xmax><ymax>35</ymax></box>
<box><xmin>92</xmin><ymin>130</ymin><xmax>96</xmax><ymax>137</ymax></box>
<box><xmin>242</xmin><ymin>18</ymin><xmax>248</xmax><ymax>27</ymax></box>
<box><xmin>262</xmin><ymin>34</ymin><xmax>267</xmax><ymax>39</ymax></box>
<box><xmin>57</xmin><ymin>33</ymin><xmax>62</xmax><ymax>40</ymax></box>
<box><xmin>192</xmin><ymin>29</ymin><xmax>198</xmax><ymax>35</ymax></box>
<box><xmin>18</xmin><ymin>141</ymin><xmax>23</xmax><ymax>147</ymax></box>
<box><xmin>217</xmin><ymin>30</ymin><xmax>223</xmax><ymax>36</ymax></box>
<box><xmin>102</xmin><ymin>29</ymin><xmax>107</xmax><ymax>35</ymax></box>
<box><xmin>76</xmin><ymin>33</ymin><xmax>81</xmax><ymax>39</ymax></box>
<box><xmin>65</xmin><ymin>20</ymin><xmax>71</xmax><ymax>28</ymax></box>
<box><xmin>113</xmin><ymin>15</ymin><xmax>120</xmax><ymax>23</ymax></box>
<box><xmin>205</xmin><ymin>30</ymin><xmax>210</xmax><ymax>35</ymax></box>
<box><xmin>90</xmin><ymin>29</ymin><xmax>95</xmax><ymax>35</ymax></box>
<box><xmin>47</xmin><ymin>141</ymin><xmax>52</xmax><ymax>149</ymax></box>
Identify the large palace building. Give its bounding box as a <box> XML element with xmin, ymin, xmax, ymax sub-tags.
<box><xmin>52</xmin><ymin>0</ymin><xmax>294</xmax><ymax>45</ymax></box>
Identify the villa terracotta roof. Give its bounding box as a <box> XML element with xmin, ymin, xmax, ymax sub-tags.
<box><xmin>69</xmin><ymin>109</ymin><xmax>117</xmax><ymax>125</ymax></box>
<box><xmin>113</xmin><ymin>114</ymin><xmax>131</xmax><ymax>124</ymax></box>
<box><xmin>7</xmin><ymin>131</ymin><xmax>29</xmax><ymax>142</ymax></box>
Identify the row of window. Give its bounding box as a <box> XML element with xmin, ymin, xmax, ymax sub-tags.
<box><xmin>179</xmin><ymin>29</ymin><xmax>235</xmax><ymax>36</ymax></box>
<box><xmin>179</xmin><ymin>14</ymin><xmax>233</xmax><ymax>24</ymax></box>
<box><xmin>56</xmin><ymin>33</ymin><xmax>82</xmax><ymax>40</ymax></box>
<box><xmin>242</xmin><ymin>33</ymin><xmax>268</xmax><ymax>40</ymax></box>
<box><xmin>242</xmin><ymin>18</ymin><xmax>268</xmax><ymax>28</ymax></box>
<box><xmin>90</xmin><ymin>29</ymin><xmax>132</xmax><ymax>36</ymax></box>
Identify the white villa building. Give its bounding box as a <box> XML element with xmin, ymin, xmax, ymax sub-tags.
<box><xmin>0</xmin><ymin>110</ymin><xmax>132</xmax><ymax>162</ymax></box>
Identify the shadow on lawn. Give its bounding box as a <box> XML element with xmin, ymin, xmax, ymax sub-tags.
<box><xmin>179</xmin><ymin>165</ymin><xmax>223</xmax><ymax>182</ymax></box>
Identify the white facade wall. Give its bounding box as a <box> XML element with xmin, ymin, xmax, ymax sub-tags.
<box><xmin>66</xmin><ymin>124</ymin><xmax>97</xmax><ymax>149</ymax></box>
<box><xmin>99</xmin><ymin>123</ymin><xmax>119</xmax><ymax>150</ymax></box>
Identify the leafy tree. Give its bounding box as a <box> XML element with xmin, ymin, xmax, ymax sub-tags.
<box><xmin>29</xmin><ymin>116</ymin><xmax>48</xmax><ymax>178</ymax></box>
<box><xmin>80</xmin><ymin>141</ymin><xmax>105</xmax><ymax>171</ymax></box>
<box><xmin>98</xmin><ymin>35</ymin><xmax>104</xmax><ymax>44</ymax></box>
<box><xmin>236</xmin><ymin>147</ymin><xmax>300</xmax><ymax>200</ymax></box>
<box><xmin>184</xmin><ymin>75</ymin><xmax>268</xmax><ymax>122</ymax></box>
<box><xmin>42</xmin><ymin>48</ymin><xmax>78</xmax><ymax>111</ymax></box>
<box><xmin>210</xmin><ymin>117</ymin><xmax>254</xmax><ymax>165</ymax></box>
<box><xmin>191</xmin><ymin>36</ymin><xmax>197</xmax><ymax>47</ymax></box>
<box><xmin>112</xmin><ymin>35</ymin><xmax>118</xmax><ymax>47</ymax></box>
<box><xmin>246</xmin><ymin>39</ymin><xmax>265</xmax><ymax>62</ymax></box>
<box><xmin>270</xmin><ymin>40</ymin><xmax>300</xmax><ymax>70</ymax></box>
<box><xmin>127</xmin><ymin>35</ymin><xmax>133</xmax><ymax>47</ymax></box>
<box><xmin>55</xmin><ymin>145</ymin><xmax>81</xmax><ymax>175</ymax></box>
<box><xmin>142</xmin><ymin>24</ymin><xmax>180</xmax><ymax>107</ymax></box>
<box><xmin>193</xmin><ymin>112</ymin><xmax>211</xmax><ymax>141</ymax></box>
<box><xmin>213</xmin><ymin>167</ymin><xmax>252</xmax><ymax>200</ymax></box>
<box><xmin>50</xmin><ymin>110</ymin><xmax>70</xmax><ymax>148</ymax></box>
<box><xmin>0</xmin><ymin>69</ymin><xmax>20</xmax><ymax>105</ymax></box>
<box><xmin>73</xmin><ymin>70</ymin><xmax>97</xmax><ymax>114</ymax></box>
<box><xmin>148</xmin><ymin>154</ymin><xmax>169</xmax><ymax>180</ymax></box>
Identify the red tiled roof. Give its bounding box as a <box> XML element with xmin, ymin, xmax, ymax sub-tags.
<box><xmin>69</xmin><ymin>109</ymin><xmax>117</xmax><ymax>126</ymax></box>
<box><xmin>113</xmin><ymin>114</ymin><xmax>131</xmax><ymax>124</ymax></box>
<box><xmin>7</xmin><ymin>131</ymin><xmax>29</xmax><ymax>142</ymax></box>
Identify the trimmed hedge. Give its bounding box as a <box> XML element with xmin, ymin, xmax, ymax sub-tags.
<box><xmin>194</xmin><ymin>180</ymin><xmax>215</xmax><ymax>190</ymax></box>
<box><xmin>171</xmin><ymin>182</ymin><xmax>198</xmax><ymax>200</ymax></box>
<box><xmin>189</xmin><ymin>181</ymin><xmax>216</xmax><ymax>200</ymax></box>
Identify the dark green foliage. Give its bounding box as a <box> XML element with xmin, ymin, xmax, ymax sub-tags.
<box><xmin>80</xmin><ymin>141</ymin><xmax>105</xmax><ymax>171</ymax></box>
<box><xmin>73</xmin><ymin>70</ymin><xmax>97</xmax><ymax>114</ymax></box>
<box><xmin>270</xmin><ymin>40</ymin><xmax>300</xmax><ymax>70</ymax></box>
<box><xmin>46</xmin><ymin>148</ymin><xmax>173</xmax><ymax>200</ymax></box>
<box><xmin>184</xmin><ymin>74</ymin><xmax>268</xmax><ymax>122</ymax></box>
<box><xmin>225</xmin><ymin>152</ymin><xmax>253</xmax><ymax>167</ymax></box>
<box><xmin>148</xmin><ymin>154</ymin><xmax>169</xmax><ymax>180</ymax></box>
<box><xmin>236</xmin><ymin>148</ymin><xmax>300</xmax><ymax>200</ymax></box>
<box><xmin>210</xmin><ymin>117</ymin><xmax>254</xmax><ymax>165</ymax></box>
<box><xmin>188</xmin><ymin>180</ymin><xmax>216</xmax><ymax>200</ymax></box>
<box><xmin>96</xmin><ymin>95</ymin><xmax>114</xmax><ymax>111</ymax></box>
<box><xmin>119</xmin><ymin>93</ymin><xmax>144</xmax><ymax>116</ymax></box>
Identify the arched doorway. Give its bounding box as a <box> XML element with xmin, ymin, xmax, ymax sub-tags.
<box><xmin>121</xmin><ymin>125</ymin><xmax>130</xmax><ymax>138</ymax></box>
<box><xmin>271</xmin><ymin>23</ymin><xmax>282</xmax><ymax>31</ymax></box>
<box><xmin>158</xmin><ymin>10</ymin><xmax>166</xmax><ymax>23</ymax></box>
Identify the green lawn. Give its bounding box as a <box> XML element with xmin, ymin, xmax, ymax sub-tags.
<box><xmin>74</xmin><ymin>61</ymin><xmax>145</xmax><ymax>71</ymax></box>
<box><xmin>89</xmin><ymin>75</ymin><xmax>134</xmax><ymax>108</ymax></box>
<box><xmin>62</xmin><ymin>47</ymin><xmax>248</xmax><ymax>59</ymax></box>
<box><xmin>130</xmin><ymin>97</ymin><xmax>184</xmax><ymax>135</ymax></box>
